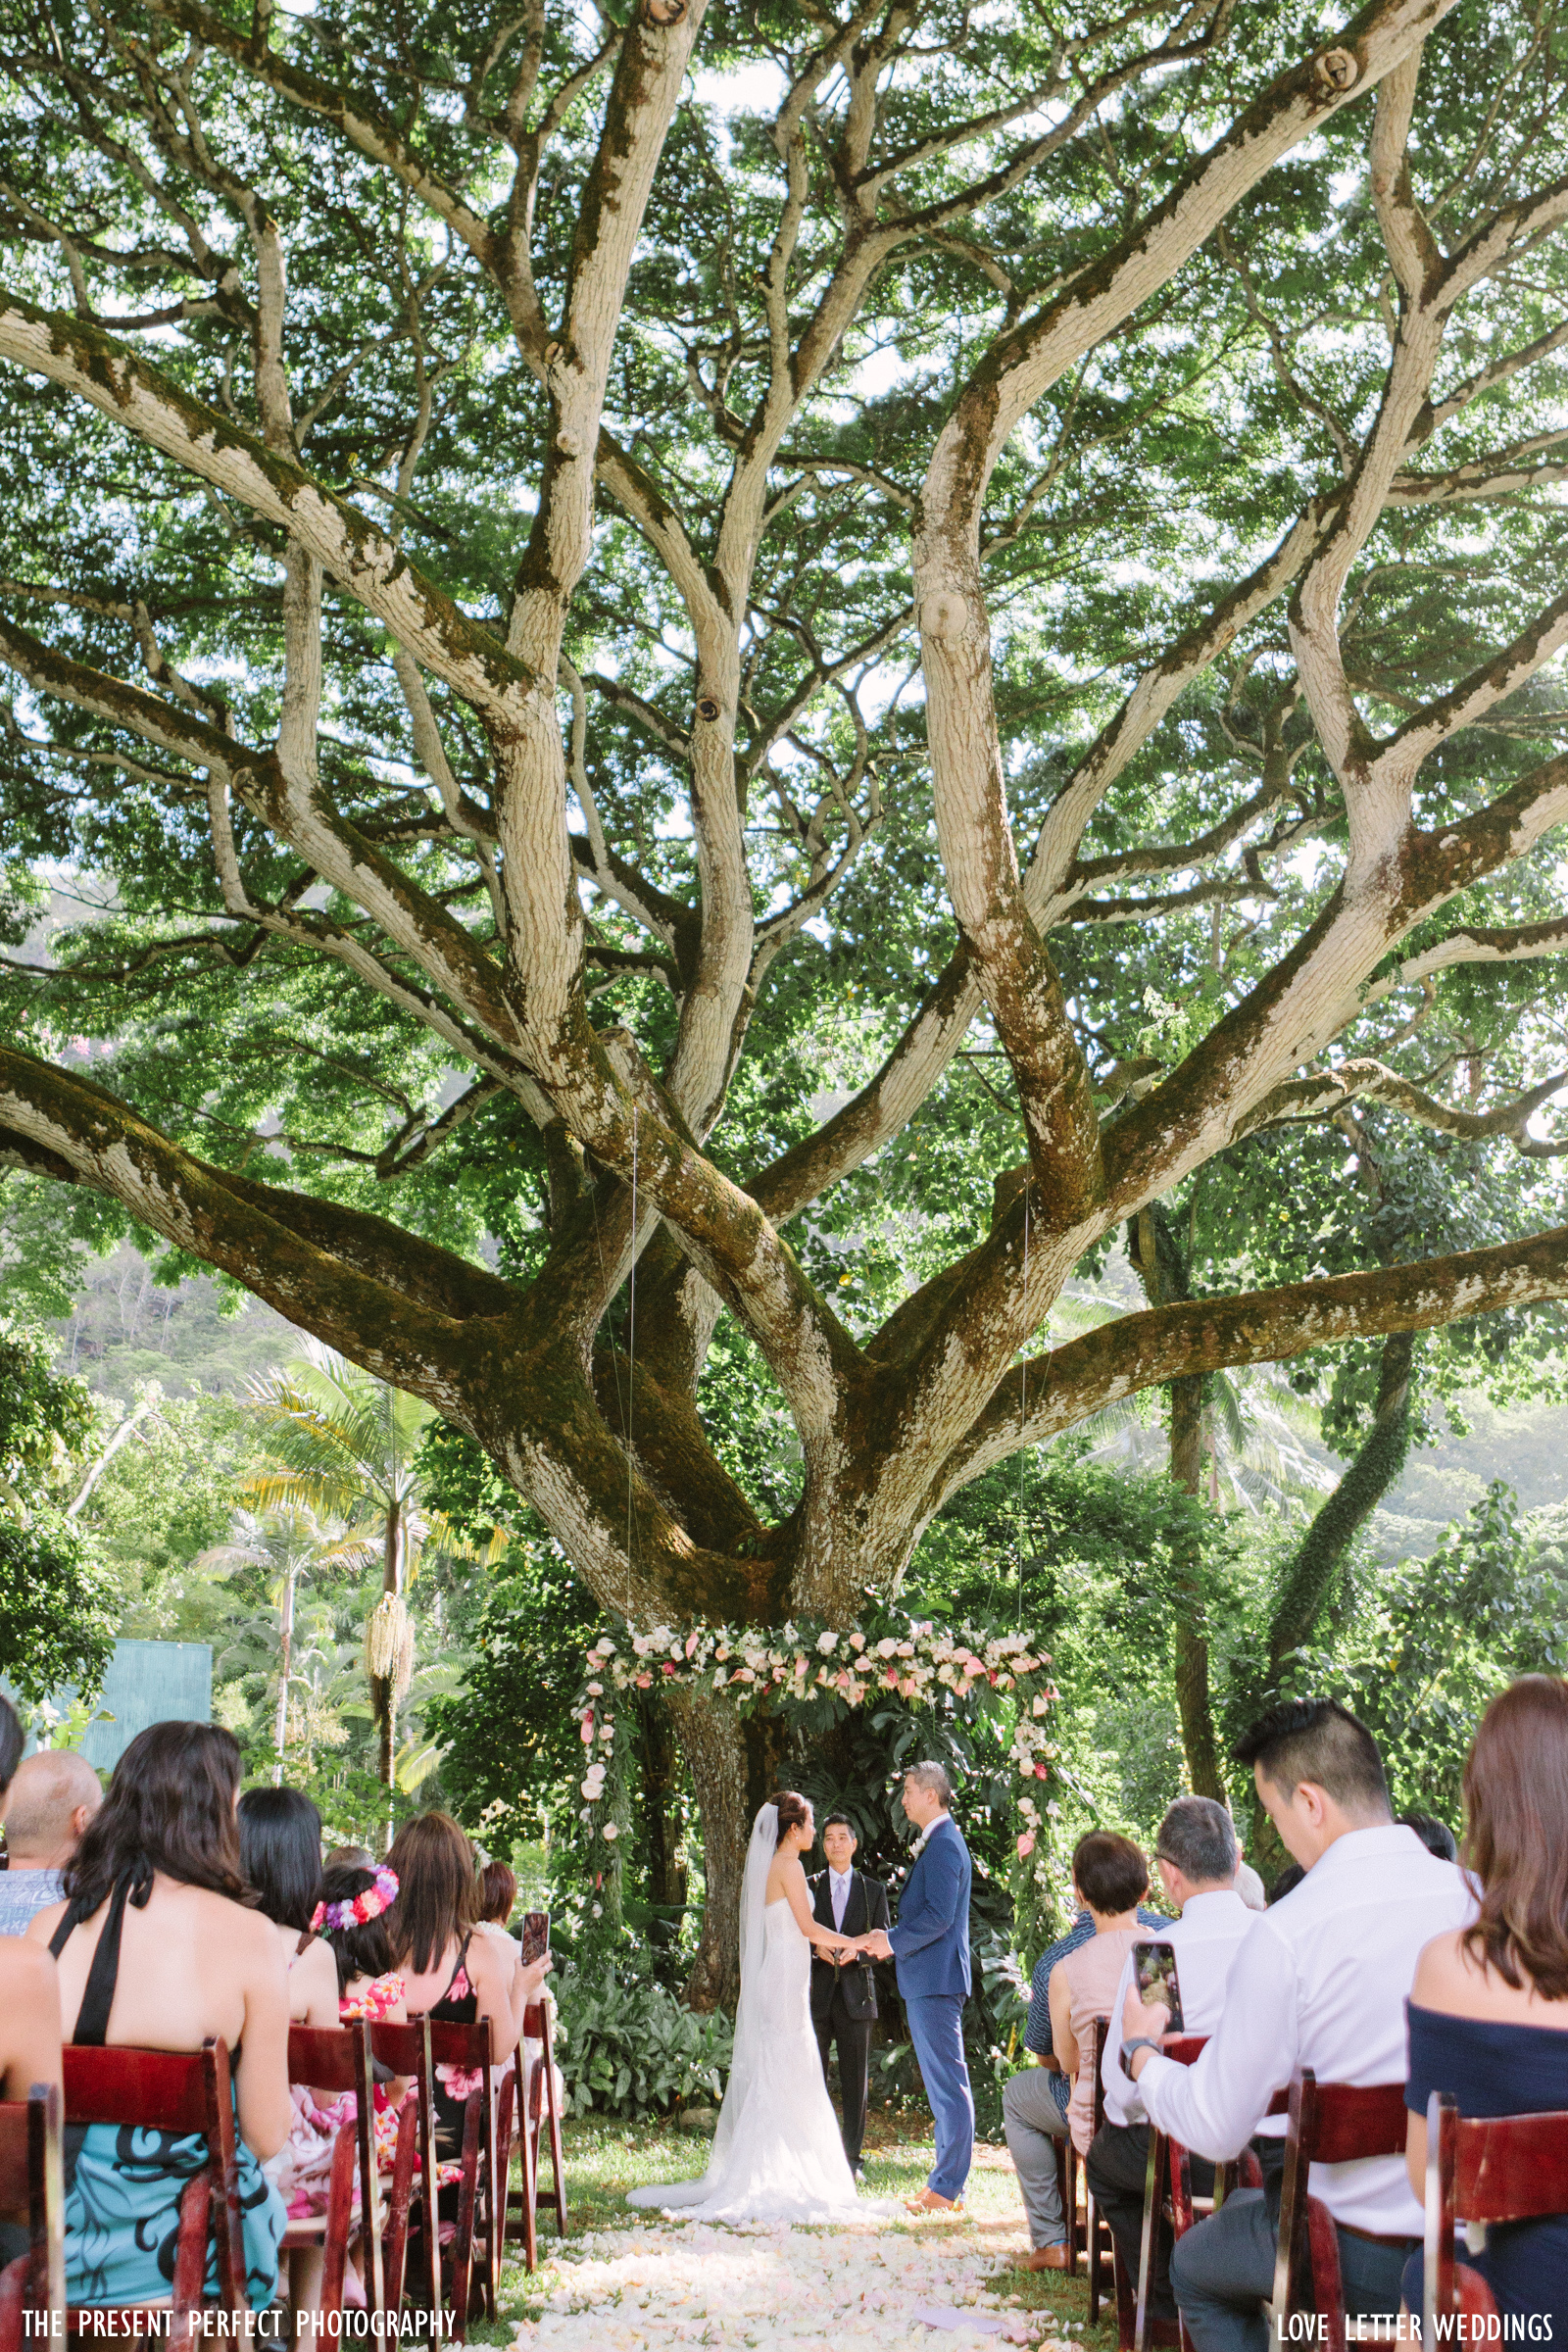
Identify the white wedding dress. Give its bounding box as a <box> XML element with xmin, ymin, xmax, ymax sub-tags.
<box><xmin>627</xmin><ymin>1803</ymin><xmax>874</xmax><ymax>2224</ymax></box>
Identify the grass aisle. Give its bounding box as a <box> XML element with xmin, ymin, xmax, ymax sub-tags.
<box><xmin>487</xmin><ymin>2116</ymin><xmax>1122</xmax><ymax>2351</ymax></box>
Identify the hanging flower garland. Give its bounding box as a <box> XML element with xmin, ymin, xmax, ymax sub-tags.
<box><xmin>571</xmin><ymin>1607</ymin><xmax>1062</xmax><ymax>1944</ymax></box>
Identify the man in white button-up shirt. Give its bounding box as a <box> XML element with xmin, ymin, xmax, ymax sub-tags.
<box><xmin>1089</xmin><ymin>1795</ymin><xmax>1257</xmax><ymax>2323</ymax></box>
<box><xmin>1121</xmin><ymin>1698</ymin><xmax>1474</xmax><ymax>2352</ymax></box>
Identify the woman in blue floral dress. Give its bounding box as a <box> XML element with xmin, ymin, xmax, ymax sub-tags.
<box><xmin>30</xmin><ymin>1722</ymin><xmax>290</xmax><ymax>2310</ymax></box>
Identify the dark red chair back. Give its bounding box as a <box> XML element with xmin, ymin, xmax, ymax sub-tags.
<box><xmin>0</xmin><ymin>2084</ymin><xmax>65</xmax><ymax>2352</ymax></box>
<box><xmin>283</xmin><ymin>2022</ymin><xmax>387</xmax><ymax>2316</ymax></box>
<box><xmin>368</xmin><ymin>2019</ymin><xmax>438</xmax><ymax>2328</ymax></box>
<box><xmin>60</xmin><ymin>2038</ymin><xmax>250</xmax><ymax>2338</ymax></box>
<box><xmin>1270</xmin><ymin>2068</ymin><xmax>1408</xmax><ymax>2352</ymax></box>
<box><xmin>500</xmin><ymin>2000</ymin><xmax>568</xmax><ymax>2273</ymax></box>
<box><xmin>425</xmin><ymin>2020</ymin><xmax>499</xmax><ymax>2336</ymax></box>
<box><xmin>1424</xmin><ymin>2093</ymin><xmax>1568</xmax><ymax>2333</ymax></box>
<box><xmin>1134</xmin><ymin>2034</ymin><xmax>1209</xmax><ymax>2352</ymax></box>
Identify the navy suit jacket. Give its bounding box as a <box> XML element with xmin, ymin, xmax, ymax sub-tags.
<box><xmin>888</xmin><ymin>1813</ymin><xmax>971</xmax><ymax>2000</ymax></box>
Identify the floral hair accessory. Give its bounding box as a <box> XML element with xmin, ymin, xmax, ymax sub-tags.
<box><xmin>310</xmin><ymin>1864</ymin><xmax>399</xmax><ymax>1935</ymax></box>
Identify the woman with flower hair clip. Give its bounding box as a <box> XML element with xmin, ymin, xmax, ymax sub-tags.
<box><xmin>269</xmin><ymin>1862</ymin><xmax>413</xmax><ymax>2306</ymax></box>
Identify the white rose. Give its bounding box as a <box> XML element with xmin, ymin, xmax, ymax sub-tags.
<box><xmin>602</xmin><ymin>1822</ymin><xmax>619</xmax><ymax>1841</ymax></box>
<box><xmin>816</xmin><ymin>1632</ymin><xmax>838</xmax><ymax>1654</ymax></box>
<box><xmin>876</xmin><ymin>1638</ymin><xmax>899</xmax><ymax>1658</ymax></box>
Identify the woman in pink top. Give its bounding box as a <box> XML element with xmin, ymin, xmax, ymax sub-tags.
<box><xmin>1049</xmin><ymin>1832</ymin><xmax>1152</xmax><ymax>2154</ymax></box>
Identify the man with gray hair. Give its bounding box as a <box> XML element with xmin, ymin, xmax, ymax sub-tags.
<box><xmin>1086</xmin><ymin>1795</ymin><xmax>1254</xmax><ymax>2324</ymax></box>
<box><xmin>849</xmin><ymin>1761</ymin><xmax>975</xmax><ymax>2212</ymax></box>
<box><xmin>0</xmin><ymin>1748</ymin><xmax>102</xmax><ymax>1935</ymax></box>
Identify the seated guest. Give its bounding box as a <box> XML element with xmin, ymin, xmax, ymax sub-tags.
<box><xmin>240</xmin><ymin>1787</ymin><xmax>340</xmax><ymax>2319</ymax></box>
<box><xmin>1399</xmin><ymin>1677</ymin><xmax>1568</xmax><ymax>2329</ymax></box>
<box><xmin>1398</xmin><ymin>1808</ymin><xmax>1458</xmax><ymax>1863</ymax></box>
<box><xmin>385</xmin><ymin>1812</ymin><xmax>550</xmax><ymax>2185</ymax></box>
<box><xmin>1120</xmin><ymin>1697</ymin><xmax>1473</xmax><ymax>2351</ymax></box>
<box><xmin>239</xmin><ymin>1787</ymin><xmax>339</xmax><ymax>2028</ymax></box>
<box><xmin>1090</xmin><ymin>1797</ymin><xmax>1255</xmax><ymax>2324</ymax></box>
<box><xmin>1228</xmin><ymin>1807</ymin><xmax>1266</xmax><ymax>1913</ymax></box>
<box><xmin>325</xmin><ymin>1843</ymin><xmax>375</xmax><ymax>1871</ymax></box>
<box><xmin>1004</xmin><ymin>1861</ymin><xmax>1166</xmax><ymax>2271</ymax></box>
<box><xmin>1051</xmin><ymin>1836</ymin><xmax>1152</xmax><ymax>2205</ymax></box>
<box><xmin>270</xmin><ymin>1861</ymin><xmax>412</xmax><ymax>2277</ymax></box>
<box><xmin>0</xmin><ymin>1749</ymin><xmax>101</xmax><ymax>1935</ymax></box>
<box><xmin>0</xmin><ymin>1695</ymin><xmax>64</xmax><ymax>2272</ymax></box>
<box><xmin>1267</xmin><ymin>1861</ymin><xmax>1305</xmax><ymax>1904</ymax></box>
<box><xmin>28</xmin><ymin>1721</ymin><xmax>290</xmax><ymax>2311</ymax></box>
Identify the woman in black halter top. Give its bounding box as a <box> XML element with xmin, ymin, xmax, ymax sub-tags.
<box><xmin>384</xmin><ymin>1814</ymin><xmax>519</xmax><ymax>2181</ymax></box>
<box><xmin>29</xmin><ymin>1723</ymin><xmax>290</xmax><ymax>2311</ymax></box>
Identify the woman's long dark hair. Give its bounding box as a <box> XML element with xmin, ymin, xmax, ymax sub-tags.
<box><xmin>385</xmin><ymin>1811</ymin><xmax>476</xmax><ymax>1975</ymax></box>
<box><xmin>239</xmin><ymin>1787</ymin><xmax>323</xmax><ymax>1932</ymax></box>
<box><xmin>64</xmin><ymin>1721</ymin><xmax>255</xmax><ymax>1914</ymax></box>
<box><xmin>1461</xmin><ymin>1676</ymin><xmax>1568</xmax><ymax>1999</ymax></box>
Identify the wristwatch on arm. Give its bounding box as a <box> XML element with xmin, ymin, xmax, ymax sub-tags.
<box><xmin>1120</xmin><ymin>2035</ymin><xmax>1163</xmax><ymax>2080</ymax></box>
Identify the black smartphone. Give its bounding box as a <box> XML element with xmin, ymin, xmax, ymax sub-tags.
<box><xmin>520</xmin><ymin>1910</ymin><xmax>550</xmax><ymax>1964</ymax></box>
<box><xmin>1130</xmin><ymin>1939</ymin><xmax>1185</xmax><ymax>2034</ymax></box>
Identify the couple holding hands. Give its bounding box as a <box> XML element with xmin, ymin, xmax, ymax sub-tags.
<box><xmin>628</xmin><ymin>1762</ymin><xmax>975</xmax><ymax>2226</ymax></box>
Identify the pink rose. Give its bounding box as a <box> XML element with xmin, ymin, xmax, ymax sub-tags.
<box><xmin>1035</xmin><ymin>1762</ymin><xmax>1049</xmax><ymax>1780</ymax></box>
<box><xmin>635</xmin><ymin>1670</ymin><xmax>653</xmax><ymax>1688</ymax></box>
<box><xmin>662</xmin><ymin>1661</ymin><xmax>676</xmax><ymax>1676</ymax></box>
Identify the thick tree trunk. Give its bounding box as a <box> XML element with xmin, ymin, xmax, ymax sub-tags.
<box><xmin>634</xmin><ymin>1692</ymin><xmax>689</xmax><ymax>1920</ymax></box>
<box><xmin>1267</xmin><ymin>1329</ymin><xmax>1414</xmax><ymax>1684</ymax></box>
<box><xmin>668</xmin><ymin>1687</ymin><xmax>792</xmax><ymax>2013</ymax></box>
<box><xmin>1249</xmin><ymin>1328</ymin><xmax>1415</xmax><ymax>1870</ymax></box>
<box><xmin>1132</xmin><ymin>1209</ymin><xmax>1225</xmax><ymax>1797</ymax></box>
<box><xmin>1168</xmin><ymin>1370</ymin><xmax>1225</xmax><ymax>1798</ymax></box>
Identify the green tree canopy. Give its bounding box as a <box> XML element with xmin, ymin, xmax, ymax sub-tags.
<box><xmin>3</xmin><ymin>0</ymin><xmax>1568</xmax><ymax>1991</ymax></box>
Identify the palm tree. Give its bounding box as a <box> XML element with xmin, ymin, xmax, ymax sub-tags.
<box><xmin>243</xmin><ymin>1341</ymin><xmax>500</xmax><ymax>1829</ymax></box>
<box><xmin>198</xmin><ymin>1504</ymin><xmax>376</xmax><ymax>1779</ymax></box>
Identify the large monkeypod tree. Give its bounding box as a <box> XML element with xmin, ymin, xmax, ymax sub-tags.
<box><xmin>3</xmin><ymin>0</ymin><xmax>1568</xmax><ymax>2004</ymax></box>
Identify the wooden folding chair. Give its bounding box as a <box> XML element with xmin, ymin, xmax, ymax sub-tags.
<box><xmin>1130</xmin><ymin>2039</ymin><xmax>1281</xmax><ymax>2352</ymax></box>
<box><xmin>499</xmin><ymin>1999</ymin><xmax>567</xmax><ymax>2274</ymax></box>
<box><xmin>1134</xmin><ymin>2033</ymin><xmax>1208</xmax><ymax>2352</ymax></box>
<box><xmin>61</xmin><ymin>2038</ymin><xmax>250</xmax><ymax>2345</ymax></box>
<box><xmin>284</xmin><ymin>2020</ymin><xmax>413</xmax><ymax>2319</ymax></box>
<box><xmin>368</xmin><ymin>2019</ymin><xmax>439</xmax><ymax>2330</ymax></box>
<box><xmin>1423</xmin><ymin>2092</ymin><xmax>1568</xmax><ymax>2333</ymax></box>
<box><xmin>426</xmin><ymin>2020</ymin><xmax>500</xmax><ymax>2335</ymax></box>
<box><xmin>0</xmin><ymin>2083</ymin><xmax>65</xmax><ymax>2352</ymax></box>
<box><xmin>1269</xmin><ymin>2067</ymin><xmax>1409</xmax><ymax>2352</ymax></box>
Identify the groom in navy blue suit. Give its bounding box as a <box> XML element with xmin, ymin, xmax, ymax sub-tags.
<box><xmin>852</xmin><ymin>1760</ymin><xmax>974</xmax><ymax>2212</ymax></box>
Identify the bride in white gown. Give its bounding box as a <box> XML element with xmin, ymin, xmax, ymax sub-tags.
<box><xmin>627</xmin><ymin>1792</ymin><xmax>879</xmax><ymax>2224</ymax></box>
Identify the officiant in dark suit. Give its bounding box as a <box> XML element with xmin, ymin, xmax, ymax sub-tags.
<box><xmin>808</xmin><ymin>1813</ymin><xmax>891</xmax><ymax>2176</ymax></box>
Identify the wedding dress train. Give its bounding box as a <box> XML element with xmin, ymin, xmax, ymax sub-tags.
<box><xmin>627</xmin><ymin>1805</ymin><xmax>875</xmax><ymax>2225</ymax></box>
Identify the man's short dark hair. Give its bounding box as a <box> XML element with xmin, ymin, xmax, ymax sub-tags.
<box><xmin>821</xmin><ymin>1813</ymin><xmax>856</xmax><ymax>1838</ymax></box>
<box><xmin>1397</xmin><ymin>1808</ymin><xmax>1457</xmax><ymax>1862</ymax></box>
<box><xmin>1072</xmin><ymin>1831</ymin><xmax>1149</xmax><ymax>1914</ymax></box>
<box><xmin>1155</xmin><ymin>1795</ymin><xmax>1237</xmax><ymax>1886</ymax></box>
<box><xmin>1233</xmin><ymin>1697</ymin><xmax>1390</xmax><ymax>1818</ymax></box>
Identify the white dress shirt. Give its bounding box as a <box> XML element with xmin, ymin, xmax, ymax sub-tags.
<box><xmin>829</xmin><ymin>1865</ymin><xmax>853</xmax><ymax>1931</ymax></box>
<box><xmin>1134</xmin><ymin>1824</ymin><xmax>1475</xmax><ymax>2238</ymax></box>
<box><xmin>1102</xmin><ymin>1887</ymin><xmax>1258</xmax><ymax>2130</ymax></box>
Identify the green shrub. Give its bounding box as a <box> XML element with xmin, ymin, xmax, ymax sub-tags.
<box><xmin>553</xmin><ymin>1966</ymin><xmax>734</xmax><ymax>2118</ymax></box>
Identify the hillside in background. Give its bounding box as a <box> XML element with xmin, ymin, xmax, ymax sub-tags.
<box><xmin>44</xmin><ymin>1245</ymin><xmax>1568</xmax><ymax>1556</ymax></box>
<box><xmin>54</xmin><ymin>1244</ymin><xmax>304</xmax><ymax>1400</ymax></box>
